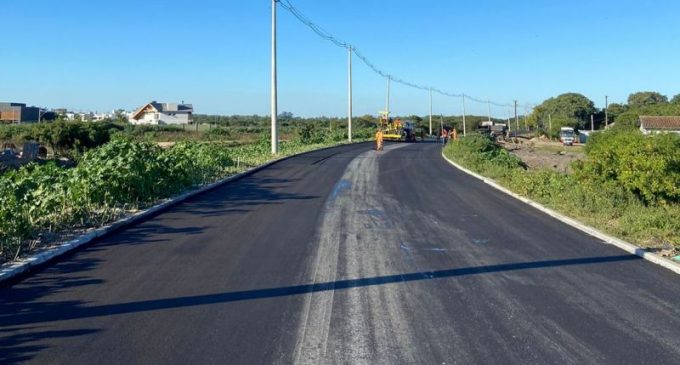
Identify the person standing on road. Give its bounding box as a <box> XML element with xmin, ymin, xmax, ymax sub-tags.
<box><xmin>441</xmin><ymin>129</ymin><xmax>448</xmax><ymax>145</ymax></box>
<box><xmin>375</xmin><ymin>129</ymin><xmax>384</xmax><ymax>151</ymax></box>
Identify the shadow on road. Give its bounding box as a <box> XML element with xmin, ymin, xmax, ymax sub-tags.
<box><xmin>0</xmin><ymin>174</ymin><xmax>320</xmax><ymax>363</ymax></box>
<box><xmin>0</xmin><ymin>254</ymin><xmax>640</xmax><ymax>330</ymax></box>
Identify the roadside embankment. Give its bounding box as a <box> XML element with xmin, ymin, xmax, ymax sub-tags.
<box><xmin>0</xmin><ymin>136</ymin><xmax>368</xmax><ymax>266</ymax></box>
<box><xmin>443</xmin><ymin>131</ymin><xmax>680</xmax><ymax>258</ymax></box>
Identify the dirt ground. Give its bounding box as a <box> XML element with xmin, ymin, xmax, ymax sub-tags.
<box><xmin>503</xmin><ymin>137</ymin><xmax>585</xmax><ymax>173</ymax></box>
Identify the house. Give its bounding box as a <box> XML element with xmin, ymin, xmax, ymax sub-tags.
<box><xmin>639</xmin><ymin>116</ymin><xmax>680</xmax><ymax>134</ymax></box>
<box><xmin>0</xmin><ymin>102</ymin><xmax>39</xmax><ymax>123</ymax></box>
<box><xmin>129</xmin><ymin>101</ymin><xmax>193</xmax><ymax>125</ymax></box>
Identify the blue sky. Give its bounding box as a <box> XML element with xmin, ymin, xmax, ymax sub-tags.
<box><xmin>2</xmin><ymin>0</ymin><xmax>679</xmax><ymax>117</ymax></box>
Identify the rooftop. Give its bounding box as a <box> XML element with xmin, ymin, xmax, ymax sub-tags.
<box><xmin>639</xmin><ymin>116</ymin><xmax>680</xmax><ymax>130</ymax></box>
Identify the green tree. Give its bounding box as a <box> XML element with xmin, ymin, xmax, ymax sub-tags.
<box><xmin>607</xmin><ymin>103</ymin><xmax>627</xmax><ymax>120</ymax></box>
<box><xmin>527</xmin><ymin>93</ymin><xmax>596</xmax><ymax>135</ymax></box>
<box><xmin>612</xmin><ymin>112</ymin><xmax>639</xmax><ymax>130</ymax></box>
<box><xmin>671</xmin><ymin>94</ymin><xmax>680</xmax><ymax>104</ymax></box>
<box><xmin>627</xmin><ymin>91</ymin><xmax>668</xmax><ymax>107</ymax></box>
<box><xmin>113</xmin><ymin>109</ymin><xmax>128</xmax><ymax>124</ymax></box>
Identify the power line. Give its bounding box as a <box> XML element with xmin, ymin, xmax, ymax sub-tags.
<box><xmin>278</xmin><ymin>0</ymin><xmax>514</xmax><ymax>108</ymax></box>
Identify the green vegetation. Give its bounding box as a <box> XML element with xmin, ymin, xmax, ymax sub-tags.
<box><xmin>0</xmin><ymin>120</ymin><xmax>125</xmax><ymax>157</ymax></box>
<box><xmin>526</xmin><ymin>93</ymin><xmax>597</xmax><ymax>137</ymax></box>
<box><xmin>609</xmin><ymin>100</ymin><xmax>680</xmax><ymax>130</ymax></box>
<box><xmin>0</xmin><ymin>115</ymin><xmax>380</xmax><ymax>158</ymax></box>
<box><xmin>524</xmin><ymin>90</ymin><xmax>680</xmax><ymax>136</ymax></box>
<box><xmin>444</xmin><ymin>131</ymin><xmax>680</xmax><ymax>250</ymax></box>
<box><xmin>0</xmin><ymin>124</ymin><xmax>371</xmax><ymax>262</ymax></box>
<box><xmin>443</xmin><ymin>133</ymin><xmax>523</xmax><ymax>180</ymax></box>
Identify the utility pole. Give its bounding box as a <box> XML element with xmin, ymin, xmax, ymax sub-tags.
<box><xmin>347</xmin><ymin>45</ymin><xmax>352</xmax><ymax>142</ymax></box>
<box><xmin>429</xmin><ymin>87</ymin><xmax>433</xmax><ymax>136</ymax></box>
<box><xmin>462</xmin><ymin>94</ymin><xmax>467</xmax><ymax>136</ymax></box>
<box><xmin>440</xmin><ymin>114</ymin><xmax>444</xmax><ymax>135</ymax></box>
<box><xmin>385</xmin><ymin>75</ymin><xmax>391</xmax><ymax>118</ymax></box>
<box><xmin>604</xmin><ymin>95</ymin><xmax>609</xmax><ymax>128</ymax></box>
<box><xmin>270</xmin><ymin>0</ymin><xmax>278</xmax><ymax>154</ymax></box>
<box><xmin>591</xmin><ymin>114</ymin><xmax>594</xmax><ymax>131</ymax></box>
<box><xmin>487</xmin><ymin>100</ymin><xmax>491</xmax><ymax>123</ymax></box>
<box><xmin>548</xmin><ymin>113</ymin><xmax>552</xmax><ymax>135</ymax></box>
<box><xmin>514</xmin><ymin>100</ymin><xmax>518</xmax><ymax>136</ymax></box>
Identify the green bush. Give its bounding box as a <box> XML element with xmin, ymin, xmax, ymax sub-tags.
<box><xmin>573</xmin><ymin>130</ymin><xmax>680</xmax><ymax>204</ymax></box>
<box><xmin>0</xmin><ymin>127</ymin><xmax>369</xmax><ymax>262</ymax></box>
<box><xmin>444</xmin><ymin>133</ymin><xmax>523</xmax><ymax>180</ymax></box>
<box><xmin>443</xmin><ymin>130</ymin><xmax>680</xmax><ymax>248</ymax></box>
<box><xmin>0</xmin><ymin>139</ymin><xmax>234</xmax><ymax>260</ymax></box>
<box><xmin>0</xmin><ymin>120</ymin><xmax>125</xmax><ymax>156</ymax></box>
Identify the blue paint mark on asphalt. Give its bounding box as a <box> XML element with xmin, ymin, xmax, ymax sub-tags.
<box><xmin>423</xmin><ymin>248</ymin><xmax>448</xmax><ymax>252</ymax></box>
<box><xmin>329</xmin><ymin>179</ymin><xmax>352</xmax><ymax>202</ymax></box>
<box><xmin>359</xmin><ymin>209</ymin><xmax>386</xmax><ymax>219</ymax></box>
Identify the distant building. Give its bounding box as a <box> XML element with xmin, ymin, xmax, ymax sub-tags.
<box><xmin>639</xmin><ymin>116</ymin><xmax>680</xmax><ymax>134</ymax></box>
<box><xmin>129</xmin><ymin>101</ymin><xmax>193</xmax><ymax>125</ymax></box>
<box><xmin>93</xmin><ymin>111</ymin><xmax>115</xmax><ymax>121</ymax></box>
<box><xmin>0</xmin><ymin>102</ymin><xmax>39</xmax><ymax>123</ymax></box>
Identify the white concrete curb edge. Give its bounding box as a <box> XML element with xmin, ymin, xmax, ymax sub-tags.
<box><xmin>0</xmin><ymin>142</ymin><xmax>368</xmax><ymax>284</ymax></box>
<box><xmin>441</xmin><ymin>151</ymin><xmax>680</xmax><ymax>276</ymax></box>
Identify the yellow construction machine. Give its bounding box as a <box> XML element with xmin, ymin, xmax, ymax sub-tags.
<box><xmin>377</xmin><ymin>112</ymin><xmax>417</xmax><ymax>142</ymax></box>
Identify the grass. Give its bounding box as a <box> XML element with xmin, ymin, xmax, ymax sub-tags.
<box><xmin>444</xmin><ymin>133</ymin><xmax>680</xmax><ymax>251</ymax></box>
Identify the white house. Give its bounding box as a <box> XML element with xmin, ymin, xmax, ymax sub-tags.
<box><xmin>129</xmin><ymin>101</ymin><xmax>193</xmax><ymax>125</ymax></box>
<box><xmin>639</xmin><ymin>116</ymin><xmax>680</xmax><ymax>135</ymax></box>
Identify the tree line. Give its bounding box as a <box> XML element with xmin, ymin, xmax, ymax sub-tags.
<box><xmin>526</xmin><ymin>91</ymin><xmax>680</xmax><ymax>136</ymax></box>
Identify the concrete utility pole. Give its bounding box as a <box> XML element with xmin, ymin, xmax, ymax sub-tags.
<box><xmin>429</xmin><ymin>87</ymin><xmax>433</xmax><ymax>135</ymax></box>
<box><xmin>591</xmin><ymin>114</ymin><xmax>594</xmax><ymax>131</ymax></box>
<box><xmin>440</xmin><ymin>114</ymin><xmax>444</xmax><ymax>135</ymax></box>
<box><xmin>347</xmin><ymin>45</ymin><xmax>353</xmax><ymax>142</ymax></box>
<box><xmin>270</xmin><ymin>0</ymin><xmax>278</xmax><ymax>154</ymax></box>
<box><xmin>462</xmin><ymin>94</ymin><xmax>467</xmax><ymax>136</ymax></box>
<box><xmin>514</xmin><ymin>100</ymin><xmax>518</xmax><ymax>136</ymax></box>
<box><xmin>604</xmin><ymin>95</ymin><xmax>609</xmax><ymax>128</ymax></box>
<box><xmin>548</xmin><ymin>113</ymin><xmax>552</xmax><ymax>135</ymax></box>
<box><xmin>385</xmin><ymin>76</ymin><xmax>391</xmax><ymax>117</ymax></box>
<box><xmin>487</xmin><ymin>100</ymin><xmax>492</xmax><ymax>123</ymax></box>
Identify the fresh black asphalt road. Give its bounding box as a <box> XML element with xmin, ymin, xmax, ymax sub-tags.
<box><xmin>2</xmin><ymin>142</ymin><xmax>680</xmax><ymax>364</ymax></box>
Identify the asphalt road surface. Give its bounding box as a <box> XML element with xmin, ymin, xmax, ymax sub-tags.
<box><xmin>2</xmin><ymin>142</ymin><xmax>680</xmax><ymax>364</ymax></box>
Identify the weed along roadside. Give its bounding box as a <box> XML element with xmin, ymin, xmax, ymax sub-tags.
<box><xmin>0</xmin><ymin>134</ymin><xmax>370</xmax><ymax>270</ymax></box>
<box><xmin>442</xmin><ymin>131</ymin><xmax>680</xmax><ymax>261</ymax></box>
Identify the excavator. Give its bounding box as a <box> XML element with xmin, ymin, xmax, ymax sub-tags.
<box><xmin>377</xmin><ymin>112</ymin><xmax>417</xmax><ymax>142</ymax></box>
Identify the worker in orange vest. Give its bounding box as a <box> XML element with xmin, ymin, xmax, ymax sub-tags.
<box><xmin>375</xmin><ymin>129</ymin><xmax>384</xmax><ymax>151</ymax></box>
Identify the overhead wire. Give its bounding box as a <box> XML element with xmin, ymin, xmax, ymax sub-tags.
<box><xmin>277</xmin><ymin>0</ymin><xmax>515</xmax><ymax>108</ymax></box>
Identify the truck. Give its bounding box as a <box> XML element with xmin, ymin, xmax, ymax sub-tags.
<box><xmin>477</xmin><ymin>122</ymin><xmax>507</xmax><ymax>139</ymax></box>
<box><xmin>559</xmin><ymin>127</ymin><xmax>576</xmax><ymax>146</ymax></box>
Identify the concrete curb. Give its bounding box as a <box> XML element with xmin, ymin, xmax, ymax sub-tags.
<box><xmin>0</xmin><ymin>142</ymin><xmax>369</xmax><ymax>284</ymax></box>
<box><xmin>441</xmin><ymin>151</ymin><xmax>680</xmax><ymax>276</ymax></box>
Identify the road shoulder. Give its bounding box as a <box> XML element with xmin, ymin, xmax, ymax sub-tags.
<box><xmin>441</xmin><ymin>150</ymin><xmax>680</xmax><ymax>276</ymax></box>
